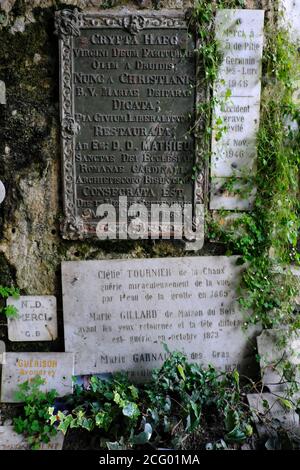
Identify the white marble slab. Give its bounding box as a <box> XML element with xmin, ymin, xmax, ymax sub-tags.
<box><xmin>7</xmin><ymin>296</ymin><xmax>58</xmax><ymax>342</ymax></box>
<box><xmin>62</xmin><ymin>256</ymin><xmax>259</xmax><ymax>380</ymax></box>
<box><xmin>279</xmin><ymin>1</ymin><xmax>300</xmax><ymax>133</ymax></box>
<box><xmin>257</xmin><ymin>329</ymin><xmax>300</xmax><ymax>394</ymax></box>
<box><xmin>210</xmin><ymin>9</ymin><xmax>264</xmax><ymax>210</ymax></box>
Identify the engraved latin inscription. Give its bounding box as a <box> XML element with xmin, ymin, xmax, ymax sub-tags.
<box><xmin>57</xmin><ymin>11</ymin><xmax>201</xmax><ymax>238</ymax></box>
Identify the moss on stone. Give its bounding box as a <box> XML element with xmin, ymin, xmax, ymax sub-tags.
<box><xmin>0</xmin><ymin>7</ymin><xmax>58</xmax><ymax>179</ymax></box>
<box><xmin>0</xmin><ymin>253</ymin><xmax>16</xmax><ymax>285</ymax></box>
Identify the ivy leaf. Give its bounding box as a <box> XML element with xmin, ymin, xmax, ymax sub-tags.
<box><xmin>226</xmin><ymin>427</ymin><xmax>247</xmax><ymax>443</ymax></box>
<box><xmin>177</xmin><ymin>364</ymin><xmax>186</xmax><ymax>381</ymax></box>
<box><xmin>113</xmin><ymin>391</ymin><xmax>121</xmax><ymax>405</ymax></box>
<box><xmin>129</xmin><ymin>385</ymin><xmax>139</xmax><ymax>400</ymax></box>
<box><xmin>57</xmin><ymin>411</ymin><xmax>72</xmax><ymax>434</ymax></box>
<box><xmin>225</xmin><ymin>88</ymin><xmax>232</xmax><ymax>99</ymax></box>
<box><xmin>245</xmin><ymin>424</ymin><xmax>253</xmax><ymax>437</ymax></box>
<box><xmin>82</xmin><ymin>418</ymin><xmax>94</xmax><ymax>431</ymax></box>
<box><xmin>164</xmin><ymin>396</ymin><xmax>171</xmax><ymax>412</ymax></box>
<box><xmin>107</xmin><ymin>441</ymin><xmax>126</xmax><ymax>450</ymax></box>
<box><xmin>132</xmin><ymin>423</ymin><xmax>152</xmax><ymax>445</ymax></box>
<box><xmin>30</xmin><ymin>420</ymin><xmax>40</xmax><ymax>433</ymax></box>
<box><xmin>13</xmin><ymin>417</ymin><xmax>26</xmax><ymax>434</ymax></box>
<box><xmin>190</xmin><ymin>400</ymin><xmax>200</xmax><ymax>419</ymax></box>
<box><xmin>279</xmin><ymin>398</ymin><xmax>293</xmax><ymax>410</ymax></box>
<box><xmin>163</xmin><ymin>416</ymin><xmax>170</xmax><ymax>433</ymax></box>
<box><xmin>122</xmin><ymin>402</ymin><xmax>139</xmax><ymax>419</ymax></box>
<box><xmin>4</xmin><ymin>305</ymin><xmax>19</xmax><ymax>318</ymax></box>
<box><xmin>224</xmin><ymin>409</ymin><xmax>239</xmax><ymax>433</ymax></box>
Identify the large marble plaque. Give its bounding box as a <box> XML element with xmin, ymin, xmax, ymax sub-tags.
<box><xmin>56</xmin><ymin>9</ymin><xmax>205</xmax><ymax>242</ymax></box>
<box><xmin>247</xmin><ymin>393</ymin><xmax>300</xmax><ymax>437</ymax></box>
<box><xmin>210</xmin><ymin>9</ymin><xmax>264</xmax><ymax>210</ymax></box>
<box><xmin>62</xmin><ymin>256</ymin><xmax>259</xmax><ymax>380</ymax></box>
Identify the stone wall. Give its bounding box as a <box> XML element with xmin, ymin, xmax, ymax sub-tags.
<box><xmin>0</xmin><ymin>0</ymin><xmax>271</xmax><ymax>353</ymax></box>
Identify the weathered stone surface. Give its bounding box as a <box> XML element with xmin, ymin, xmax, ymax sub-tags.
<box><xmin>7</xmin><ymin>295</ymin><xmax>58</xmax><ymax>342</ymax></box>
<box><xmin>210</xmin><ymin>9</ymin><xmax>264</xmax><ymax>210</ymax></box>
<box><xmin>10</xmin><ymin>16</ymin><xmax>26</xmax><ymax>34</ymax></box>
<box><xmin>210</xmin><ymin>178</ymin><xmax>257</xmax><ymax>211</ymax></box>
<box><xmin>257</xmin><ymin>329</ymin><xmax>300</xmax><ymax>394</ymax></box>
<box><xmin>0</xmin><ymin>167</ymin><xmax>61</xmax><ymax>294</ymax></box>
<box><xmin>1</xmin><ymin>352</ymin><xmax>74</xmax><ymax>402</ymax></box>
<box><xmin>0</xmin><ymin>181</ymin><xmax>5</xmax><ymax>204</ymax></box>
<box><xmin>62</xmin><ymin>256</ymin><xmax>259</xmax><ymax>379</ymax></box>
<box><xmin>0</xmin><ymin>426</ymin><xmax>64</xmax><ymax>450</ymax></box>
<box><xmin>247</xmin><ymin>393</ymin><xmax>300</xmax><ymax>437</ymax></box>
<box><xmin>280</xmin><ymin>0</ymin><xmax>300</xmax><ymax>41</ymax></box>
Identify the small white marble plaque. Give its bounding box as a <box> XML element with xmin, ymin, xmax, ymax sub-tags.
<box><xmin>247</xmin><ymin>393</ymin><xmax>300</xmax><ymax>437</ymax></box>
<box><xmin>62</xmin><ymin>256</ymin><xmax>259</xmax><ymax>380</ymax></box>
<box><xmin>257</xmin><ymin>329</ymin><xmax>300</xmax><ymax>394</ymax></box>
<box><xmin>7</xmin><ymin>296</ymin><xmax>58</xmax><ymax>342</ymax></box>
<box><xmin>1</xmin><ymin>352</ymin><xmax>74</xmax><ymax>402</ymax></box>
<box><xmin>0</xmin><ymin>181</ymin><xmax>5</xmax><ymax>204</ymax></box>
<box><xmin>210</xmin><ymin>9</ymin><xmax>264</xmax><ymax>210</ymax></box>
<box><xmin>0</xmin><ymin>426</ymin><xmax>64</xmax><ymax>450</ymax></box>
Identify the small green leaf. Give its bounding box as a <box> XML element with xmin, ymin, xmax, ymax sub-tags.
<box><xmin>177</xmin><ymin>364</ymin><xmax>186</xmax><ymax>381</ymax></box>
<box><xmin>132</xmin><ymin>423</ymin><xmax>152</xmax><ymax>445</ymax></box>
<box><xmin>4</xmin><ymin>305</ymin><xmax>19</xmax><ymax>318</ymax></box>
<box><xmin>226</xmin><ymin>427</ymin><xmax>247</xmax><ymax>443</ymax></box>
<box><xmin>279</xmin><ymin>398</ymin><xmax>293</xmax><ymax>410</ymax></box>
<box><xmin>122</xmin><ymin>402</ymin><xmax>139</xmax><ymax>419</ymax></box>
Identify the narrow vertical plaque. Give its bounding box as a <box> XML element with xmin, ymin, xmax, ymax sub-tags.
<box><xmin>210</xmin><ymin>9</ymin><xmax>264</xmax><ymax>210</ymax></box>
<box><xmin>56</xmin><ymin>9</ymin><xmax>205</xmax><ymax>244</ymax></box>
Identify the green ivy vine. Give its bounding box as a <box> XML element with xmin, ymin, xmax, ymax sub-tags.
<box><xmin>192</xmin><ymin>1</ymin><xmax>300</xmax><ymax>330</ymax></box>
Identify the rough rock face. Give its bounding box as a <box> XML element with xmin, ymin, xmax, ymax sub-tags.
<box><xmin>0</xmin><ymin>0</ymin><xmax>266</xmax><ymax>345</ymax></box>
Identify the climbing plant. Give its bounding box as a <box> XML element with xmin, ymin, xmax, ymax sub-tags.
<box><xmin>193</xmin><ymin>0</ymin><xmax>300</xmax><ymax>329</ymax></box>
